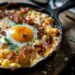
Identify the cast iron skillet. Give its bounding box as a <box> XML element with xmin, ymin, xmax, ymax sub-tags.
<box><xmin>0</xmin><ymin>0</ymin><xmax>75</xmax><ymax>73</ymax></box>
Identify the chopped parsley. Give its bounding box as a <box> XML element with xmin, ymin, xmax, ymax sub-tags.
<box><xmin>8</xmin><ymin>44</ymin><xmax>19</xmax><ymax>52</ymax></box>
<box><xmin>3</xmin><ymin>37</ymin><xmax>19</xmax><ymax>52</ymax></box>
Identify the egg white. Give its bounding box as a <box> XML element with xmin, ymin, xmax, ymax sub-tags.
<box><xmin>5</xmin><ymin>23</ymin><xmax>38</xmax><ymax>47</ymax></box>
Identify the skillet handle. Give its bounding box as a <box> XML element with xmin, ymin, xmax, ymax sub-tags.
<box><xmin>55</xmin><ymin>0</ymin><xmax>75</xmax><ymax>14</ymax></box>
<box><xmin>50</xmin><ymin>0</ymin><xmax>75</xmax><ymax>30</ymax></box>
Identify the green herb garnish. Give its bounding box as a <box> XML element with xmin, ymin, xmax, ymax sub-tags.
<box><xmin>8</xmin><ymin>44</ymin><xmax>19</xmax><ymax>52</ymax></box>
<box><xmin>4</xmin><ymin>37</ymin><xmax>9</xmax><ymax>42</ymax></box>
<box><xmin>3</xmin><ymin>37</ymin><xmax>19</xmax><ymax>52</ymax></box>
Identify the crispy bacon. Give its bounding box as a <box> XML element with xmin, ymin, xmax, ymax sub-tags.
<box><xmin>1</xmin><ymin>31</ymin><xmax>6</xmax><ymax>36</ymax></box>
<box><xmin>5</xmin><ymin>52</ymin><xmax>13</xmax><ymax>59</ymax></box>
<box><xmin>26</xmin><ymin>19</ymin><xmax>34</xmax><ymax>25</ymax></box>
<box><xmin>46</xmin><ymin>35</ymin><xmax>53</xmax><ymax>44</ymax></box>
<box><xmin>5</xmin><ymin>51</ymin><xmax>17</xmax><ymax>59</ymax></box>
<box><xmin>0</xmin><ymin>11</ymin><xmax>5</xmax><ymax>19</ymax></box>
<box><xmin>1</xmin><ymin>44</ymin><xmax>7</xmax><ymax>49</ymax></box>
<box><xmin>38</xmin><ymin>30</ymin><xmax>44</xmax><ymax>39</ymax></box>
<box><xmin>19</xmin><ymin>46</ymin><xmax>28</xmax><ymax>60</ymax></box>
<box><xmin>20</xmin><ymin>7</ymin><xmax>30</xmax><ymax>14</ymax></box>
<box><xmin>56</xmin><ymin>30</ymin><xmax>60</xmax><ymax>36</ymax></box>
<box><xmin>19</xmin><ymin>46</ymin><xmax>27</xmax><ymax>53</ymax></box>
<box><xmin>8</xmin><ymin>15</ymin><xmax>14</xmax><ymax>20</ymax></box>
<box><xmin>34</xmin><ymin>44</ymin><xmax>45</xmax><ymax>55</ymax></box>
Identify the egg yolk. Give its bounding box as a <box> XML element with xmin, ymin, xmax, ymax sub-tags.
<box><xmin>11</xmin><ymin>26</ymin><xmax>33</xmax><ymax>42</ymax></box>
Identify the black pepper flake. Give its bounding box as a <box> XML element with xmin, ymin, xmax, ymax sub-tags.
<box><xmin>22</xmin><ymin>34</ymin><xmax>28</xmax><ymax>38</ymax></box>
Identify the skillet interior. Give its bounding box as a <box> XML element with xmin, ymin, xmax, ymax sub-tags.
<box><xmin>0</xmin><ymin>2</ymin><xmax>62</xmax><ymax>70</ymax></box>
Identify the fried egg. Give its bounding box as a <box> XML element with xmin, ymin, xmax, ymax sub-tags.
<box><xmin>6</xmin><ymin>23</ymin><xmax>38</xmax><ymax>47</ymax></box>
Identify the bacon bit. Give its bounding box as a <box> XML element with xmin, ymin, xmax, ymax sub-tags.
<box><xmin>19</xmin><ymin>46</ymin><xmax>29</xmax><ymax>59</ymax></box>
<box><xmin>22</xmin><ymin>19</ymin><xmax>26</xmax><ymax>23</ymax></box>
<box><xmin>56</xmin><ymin>30</ymin><xmax>60</xmax><ymax>36</ymax></box>
<box><xmin>19</xmin><ymin>46</ymin><xmax>27</xmax><ymax>54</ymax></box>
<box><xmin>43</xmin><ymin>42</ymin><xmax>52</xmax><ymax>50</ymax></box>
<box><xmin>34</xmin><ymin>44</ymin><xmax>45</xmax><ymax>54</ymax></box>
<box><xmin>1</xmin><ymin>44</ymin><xmax>7</xmax><ymax>49</ymax></box>
<box><xmin>19</xmin><ymin>52</ymin><xmax>25</xmax><ymax>61</ymax></box>
<box><xmin>13</xmin><ymin>51</ymin><xmax>18</xmax><ymax>56</ymax></box>
<box><xmin>45</xmin><ymin>44</ymin><xmax>52</xmax><ymax>50</ymax></box>
<box><xmin>19</xmin><ymin>47</ymin><xmax>30</xmax><ymax>65</ymax></box>
<box><xmin>25</xmin><ymin>19</ymin><xmax>34</xmax><ymax>25</ymax></box>
<box><xmin>5</xmin><ymin>52</ymin><xmax>13</xmax><ymax>59</ymax></box>
<box><xmin>10</xmin><ymin>10</ymin><xmax>16</xmax><ymax>14</ymax></box>
<box><xmin>5</xmin><ymin>51</ymin><xmax>17</xmax><ymax>59</ymax></box>
<box><xmin>6</xmin><ymin>53</ymin><xmax>19</xmax><ymax>63</ymax></box>
<box><xmin>46</xmin><ymin>35</ymin><xmax>53</xmax><ymax>44</ymax></box>
<box><xmin>38</xmin><ymin>49</ymin><xmax>45</xmax><ymax>55</ymax></box>
<box><xmin>30</xmin><ymin>51</ymin><xmax>36</xmax><ymax>60</ymax></box>
<box><xmin>1</xmin><ymin>31</ymin><xmax>6</xmax><ymax>36</ymax></box>
<box><xmin>28</xmin><ymin>50</ymin><xmax>32</xmax><ymax>54</ymax></box>
<box><xmin>20</xmin><ymin>7</ymin><xmax>30</xmax><ymax>14</ymax></box>
<box><xmin>28</xmin><ymin>48</ymin><xmax>35</xmax><ymax>56</ymax></box>
<box><xmin>18</xmin><ymin>16</ymin><xmax>23</xmax><ymax>23</ymax></box>
<box><xmin>4</xmin><ymin>25</ymin><xmax>11</xmax><ymax>29</ymax></box>
<box><xmin>8</xmin><ymin>15</ymin><xmax>14</xmax><ymax>20</ymax></box>
<box><xmin>38</xmin><ymin>30</ymin><xmax>44</xmax><ymax>38</ymax></box>
<box><xmin>14</xmin><ymin>56</ymin><xmax>19</xmax><ymax>63</ymax></box>
<box><xmin>0</xmin><ymin>12</ymin><xmax>5</xmax><ymax>19</ymax></box>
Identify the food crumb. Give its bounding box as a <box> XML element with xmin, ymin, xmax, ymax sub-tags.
<box><xmin>48</xmin><ymin>65</ymin><xmax>52</xmax><ymax>68</ymax></box>
<box><xmin>72</xmin><ymin>50</ymin><xmax>75</xmax><ymax>54</ymax></box>
<box><xmin>41</xmin><ymin>70</ymin><xmax>47</xmax><ymax>75</ymax></box>
<box><xmin>47</xmin><ymin>68</ymin><xmax>52</xmax><ymax>71</ymax></box>
<box><xmin>64</xmin><ymin>57</ymin><xmax>69</xmax><ymax>62</ymax></box>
